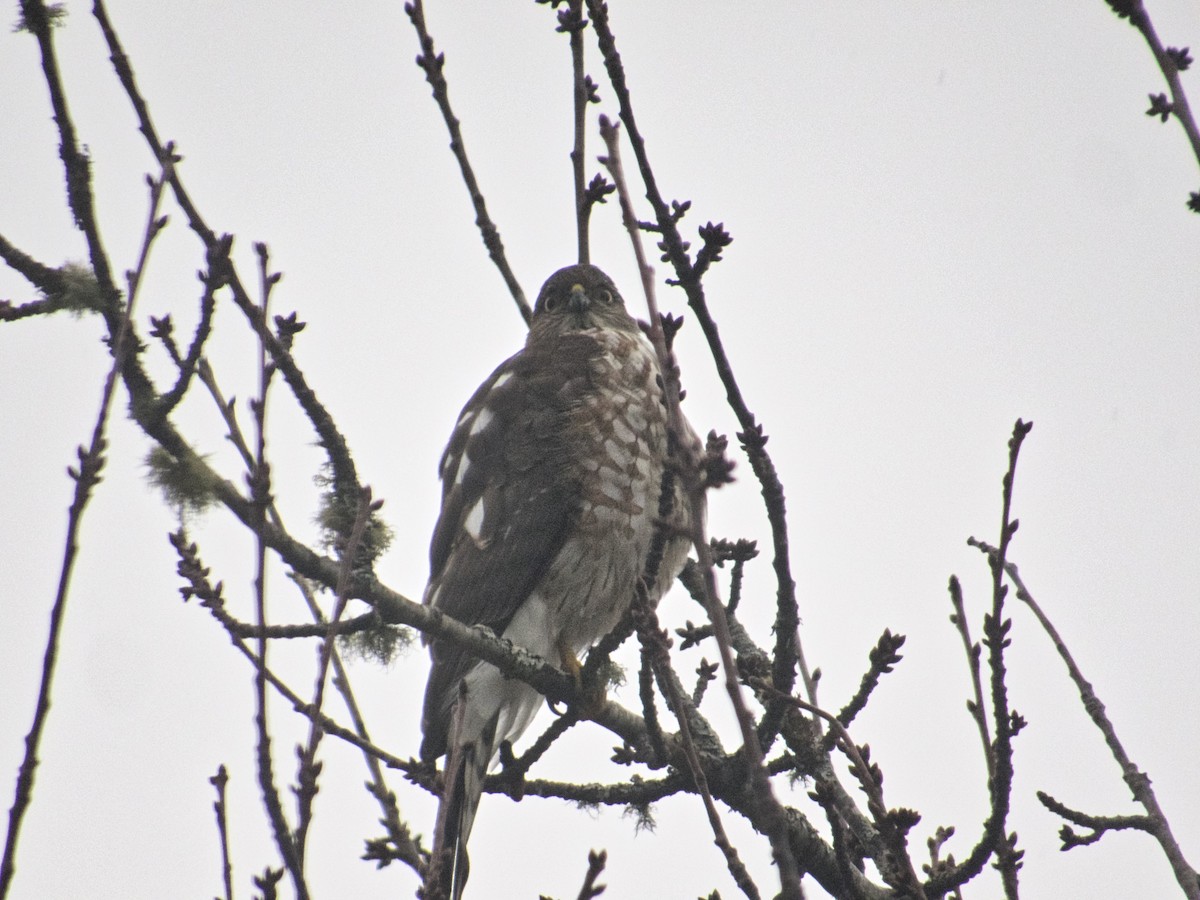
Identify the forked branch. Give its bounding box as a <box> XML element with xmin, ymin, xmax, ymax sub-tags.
<box><xmin>970</xmin><ymin>538</ymin><xmax>1199</xmax><ymax>900</ymax></box>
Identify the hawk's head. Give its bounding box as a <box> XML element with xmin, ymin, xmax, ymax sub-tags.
<box><xmin>530</xmin><ymin>264</ymin><xmax>640</xmax><ymax>339</ymax></box>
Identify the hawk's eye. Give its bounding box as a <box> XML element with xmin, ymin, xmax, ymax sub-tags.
<box><xmin>544</xmin><ymin>293</ymin><xmax>562</xmax><ymax>312</ymax></box>
<box><xmin>598</xmin><ymin>289</ymin><xmax>614</xmax><ymax>305</ymax></box>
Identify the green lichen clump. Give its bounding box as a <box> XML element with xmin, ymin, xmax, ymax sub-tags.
<box><xmin>337</xmin><ymin>622</ymin><xmax>414</xmax><ymax>667</ymax></box>
<box><xmin>53</xmin><ymin>262</ymin><xmax>106</xmax><ymax>317</ymax></box>
<box><xmin>145</xmin><ymin>446</ymin><xmax>219</xmax><ymax>517</ymax></box>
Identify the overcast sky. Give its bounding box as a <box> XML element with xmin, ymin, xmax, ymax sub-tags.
<box><xmin>2</xmin><ymin>2</ymin><xmax>1198</xmax><ymax>899</ymax></box>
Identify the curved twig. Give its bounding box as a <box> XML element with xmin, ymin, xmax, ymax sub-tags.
<box><xmin>155</xmin><ymin>268</ymin><xmax>218</xmax><ymax>418</ymax></box>
<box><xmin>1107</xmin><ymin>0</ymin><xmax>1200</xmax><ymax>203</ymax></box>
<box><xmin>947</xmin><ymin>575</ymin><xmax>994</xmax><ymax>778</ymax></box>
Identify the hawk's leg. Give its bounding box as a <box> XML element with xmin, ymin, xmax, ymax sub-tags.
<box><xmin>556</xmin><ymin>638</ymin><xmax>608</xmax><ymax>718</ymax></box>
<box><xmin>557</xmin><ymin>638</ymin><xmax>583</xmax><ymax>681</ymax></box>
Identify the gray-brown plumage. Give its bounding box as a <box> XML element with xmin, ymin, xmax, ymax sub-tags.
<box><xmin>420</xmin><ymin>264</ymin><xmax>700</xmax><ymax>899</ymax></box>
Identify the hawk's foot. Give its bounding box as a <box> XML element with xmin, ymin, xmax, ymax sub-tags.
<box><xmin>557</xmin><ymin>639</ymin><xmax>607</xmax><ymax>718</ymax></box>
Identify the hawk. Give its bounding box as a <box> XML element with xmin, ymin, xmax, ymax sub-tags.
<box><xmin>420</xmin><ymin>264</ymin><xmax>701</xmax><ymax>898</ymax></box>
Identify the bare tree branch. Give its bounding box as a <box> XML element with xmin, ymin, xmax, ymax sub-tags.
<box><xmin>584</xmin><ymin>0</ymin><xmax>802</xmax><ymax>752</ymax></box>
<box><xmin>94</xmin><ymin>0</ymin><xmax>365</xmax><ymax>514</ymax></box>
<box><xmin>927</xmin><ymin>420</ymin><xmax>1033</xmax><ymax>897</ymax></box>
<box><xmin>599</xmin><ymin>112</ymin><xmax>801</xmax><ymax>900</ymax></box>
<box><xmin>971</xmin><ymin>538</ymin><xmax>1200</xmax><ymax>900</ymax></box>
<box><xmin>4</xmin><ymin>5</ymin><xmax>1194</xmax><ymax>900</ymax></box>
<box><xmin>1103</xmin><ymin>0</ymin><xmax>1200</xmax><ymax>208</ymax></box>
<box><xmin>210</xmin><ymin>765</ymin><xmax>236</xmax><ymax>900</ymax></box>
<box><xmin>0</xmin><ymin>152</ymin><xmax>166</xmax><ymax>898</ymax></box>
<box><xmin>402</xmin><ymin>0</ymin><xmax>531</xmax><ymax>323</ymax></box>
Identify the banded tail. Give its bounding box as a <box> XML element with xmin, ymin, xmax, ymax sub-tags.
<box><xmin>427</xmin><ymin>691</ymin><xmax>499</xmax><ymax>900</ymax></box>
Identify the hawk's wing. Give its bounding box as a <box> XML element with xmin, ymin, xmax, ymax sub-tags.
<box><xmin>421</xmin><ymin>333</ymin><xmax>600</xmax><ymax>757</ymax></box>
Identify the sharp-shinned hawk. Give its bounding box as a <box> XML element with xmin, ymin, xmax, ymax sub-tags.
<box><xmin>420</xmin><ymin>263</ymin><xmax>701</xmax><ymax>898</ymax></box>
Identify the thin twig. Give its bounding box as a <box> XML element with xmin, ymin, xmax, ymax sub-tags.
<box><xmin>1109</xmin><ymin>0</ymin><xmax>1200</xmax><ymax>200</ymax></box>
<box><xmin>971</xmin><ymin>539</ymin><xmax>1200</xmax><ymax>900</ymax></box>
<box><xmin>793</xmin><ymin>633</ymin><xmax>822</xmax><ymax>735</ymax></box>
<box><xmin>0</xmin><ymin>233</ymin><xmax>66</xmax><ymax>301</ymax></box>
<box><xmin>154</xmin><ymin>257</ymin><xmax>218</xmax><ymax>418</ymax></box>
<box><xmin>24</xmin><ymin>0</ymin><xmax>121</xmax><ymax>303</ymax></box>
<box><xmin>294</xmin><ymin>487</ymin><xmax>379</xmax><ymax>860</ymax></box>
<box><xmin>636</xmin><ymin>649</ymin><xmax>667</xmax><ymax>763</ymax></box>
<box><xmin>1036</xmin><ymin>790</ymin><xmax>1151</xmax><ymax>845</ymax></box>
<box><xmin>599</xmin><ymin>114</ymin><xmax>801</xmax><ymax>900</ymax></box>
<box><xmin>246</xmin><ymin>242</ymin><xmax>308</xmax><ymax>897</ymax></box>
<box><xmin>402</xmin><ymin>0</ymin><xmax>530</xmax><ymax>323</ymax></box>
<box><xmin>809</xmin><ymin>781</ymin><xmax>861</xmax><ymax>900</ymax></box>
<box><xmin>499</xmin><ymin>709</ymin><xmax>581</xmax><ymax>786</ymax></box>
<box><xmin>564</xmin><ymin>0</ymin><xmax>591</xmax><ymax>264</ymax></box>
<box><xmin>0</xmin><ymin>156</ymin><xmax>166</xmax><ymax>898</ymax></box>
<box><xmin>573</xmin><ymin>848</ymin><xmax>607</xmax><ymax>900</ymax></box>
<box><xmin>926</xmin><ymin>420</ymin><xmax>1032</xmax><ymax>897</ymax></box>
<box><xmin>596</xmin><ymin>116</ymin><xmax>657</xmax><ymax>322</ymax></box>
<box><xmin>210</xmin><ymin>765</ymin><xmax>235</xmax><ymax>900</ymax></box>
<box><xmin>584</xmin><ymin>0</ymin><xmax>801</xmax><ymax>751</ymax></box>
<box><xmin>947</xmin><ymin>575</ymin><xmax>994</xmax><ymax>779</ymax></box>
<box><xmin>821</xmin><ymin>629</ymin><xmax>906</xmax><ymax>753</ymax></box>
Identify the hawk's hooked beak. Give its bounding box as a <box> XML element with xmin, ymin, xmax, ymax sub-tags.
<box><xmin>567</xmin><ymin>283</ymin><xmax>590</xmax><ymax>314</ymax></box>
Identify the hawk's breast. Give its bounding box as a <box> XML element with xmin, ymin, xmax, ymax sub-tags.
<box><xmin>536</xmin><ymin>328</ymin><xmax>688</xmax><ymax>653</ymax></box>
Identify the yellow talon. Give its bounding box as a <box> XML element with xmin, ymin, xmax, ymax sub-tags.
<box><xmin>557</xmin><ymin>639</ymin><xmax>583</xmax><ymax>681</ymax></box>
<box><xmin>557</xmin><ymin>638</ymin><xmax>607</xmax><ymax>717</ymax></box>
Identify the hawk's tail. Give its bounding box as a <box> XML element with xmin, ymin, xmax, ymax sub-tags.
<box><xmin>431</xmin><ymin>712</ymin><xmax>497</xmax><ymax>900</ymax></box>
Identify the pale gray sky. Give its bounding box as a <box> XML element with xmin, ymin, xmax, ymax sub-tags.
<box><xmin>2</xmin><ymin>2</ymin><xmax>1198</xmax><ymax>899</ymax></box>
